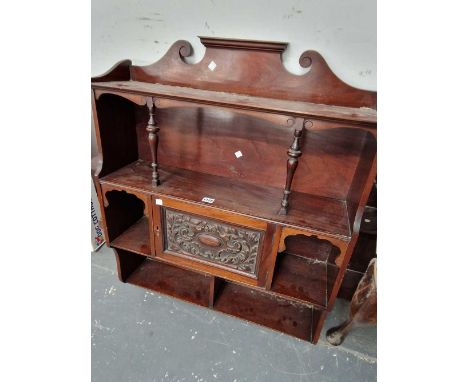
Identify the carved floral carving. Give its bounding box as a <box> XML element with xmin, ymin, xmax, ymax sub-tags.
<box><xmin>164</xmin><ymin>209</ymin><xmax>262</xmax><ymax>275</ymax></box>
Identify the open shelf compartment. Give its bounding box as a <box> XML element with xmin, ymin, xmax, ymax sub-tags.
<box><xmin>102</xmin><ymin>188</ymin><xmax>151</xmax><ymax>256</ymax></box>
<box><xmin>117</xmin><ymin>250</ymin><xmax>212</xmax><ymax>308</ymax></box>
<box><xmin>214</xmin><ymin>280</ymin><xmax>314</xmax><ymax>341</ymax></box>
<box><xmin>270</xmin><ymin>234</ymin><xmax>340</xmax><ymax>309</ymax></box>
<box><xmin>111</xmin><ymin>217</ymin><xmax>150</xmax><ymax>256</ymax></box>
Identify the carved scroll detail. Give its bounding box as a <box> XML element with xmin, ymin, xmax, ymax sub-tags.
<box><xmin>146</xmin><ymin>97</ymin><xmax>160</xmax><ymax>186</ymax></box>
<box><xmin>178</xmin><ymin>41</ymin><xmax>192</xmax><ymax>59</ymax></box>
<box><xmin>102</xmin><ymin>187</ymin><xmax>149</xmax><ymax>217</ymax></box>
<box><xmin>299</xmin><ymin>52</ymin><xmax>313</xmax><ymax>68</ymax></box>
<box><xmin>278</xmin><ymin>226</ymin><xmax>348</xmax><ymax>267</ymax></box>
<box><xmin>164</xmin><ymin>209</ymin><xmax>262</xmax><ymax>276</ymax></box>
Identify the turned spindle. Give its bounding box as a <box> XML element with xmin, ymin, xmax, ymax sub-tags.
<box><xmin>146</xmin><ymin>97</ymin><xmax>160</xmax><ymax>186</ymax></box>
<box><xmin>279</xmin><ymin>119</ymin><xmax>310</xmax><ymax>215</ymax></box>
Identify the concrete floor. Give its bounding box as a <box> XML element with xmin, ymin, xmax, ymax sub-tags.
<box><xmin>92</xmin><ymin>246</ymin><xmax>376</xmax><ymax>382</ymax></box>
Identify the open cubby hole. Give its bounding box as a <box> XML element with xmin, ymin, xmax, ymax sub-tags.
<box><xmin>104</xmin><ymin>189</ymin><xmax>151</xmax><ymax>256</ymax></box>
<box><xmin>95</xmin><ymin>94</ymin><xmax>140</xmax><ymax>178</ymax></box>
<box><xmin>213</xmin><ymin>278</ymin><xmax>315</xmax><ymax>342</ymax></box>
<box><xmin>270</xmin><ymin>234</ymin><xmax>341</xmax><ymax>309</ymax></box>
<box><xmin>115</xmin><ymin>249</ymin><xmax>213</xmax><ymax>308</ymax></box>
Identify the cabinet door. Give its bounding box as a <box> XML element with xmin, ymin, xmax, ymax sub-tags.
<box><xmin>152</xmin><ymin>196</ymin><xmax>276</xmax><ymax>286</ymax></box>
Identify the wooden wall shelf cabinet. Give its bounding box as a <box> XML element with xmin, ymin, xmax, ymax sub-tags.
<box><xmin>92</xmin><ymin>37</ymin><xmax>377</xmax><ymax>344</ymax></box>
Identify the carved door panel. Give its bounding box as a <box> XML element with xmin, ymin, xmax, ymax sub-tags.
<box><xmin>164</xmin><ymin>208</ymin><xmax>262</xmax><ymax>276</ymax></box>
<box><xmin>152</xmin><ymin>196</ymin><xmax>273</xmax><ymax>285</ymax></box>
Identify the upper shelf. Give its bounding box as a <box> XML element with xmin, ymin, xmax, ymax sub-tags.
<box><xmin>92</xmin><ymin>80</ymin><xmax>376</xmax><ymax>125</ymax></box>
<box><xmin>92</xmin><ymin>37</ymin><xmax>376</xmax><ymax>126</ymax></box>
<box><xmin>100</xmin><ymin>160</ymin><xmax>351</xmax><ymax>240</ymax></box>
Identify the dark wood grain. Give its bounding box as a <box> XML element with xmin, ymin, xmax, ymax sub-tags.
<box><xmin>283</xmin><ymin>234</ymin><xmax>340</xmax><ymax>263</ymax></box>
<box><xmin>214</xmin><ymin>281</ymin><xmax>313</xmax><ymax>341</ymax></box>
<box><xmin>111</xmin><ymin>217</ymin><xmax>151</xmax><ymax>256</ymax></box>
<box><xmin>128</xmin><ymin>38</ymin><xmax>376</xmax><ymax>109</ymax></box>
<box><xmin>270</xmin><ymin>253</ymin><xmax>328</xmax><ymax>308</ymax></box>
<box><xmin>337</xmin><ymin>269</ymin><xmax>365</xmax><ymax>301</ymax></box>
<box><xmin>101</xmin><ymin>188</ymin><xmax>146</xmax><ymax>242</ymax></box>
<box><xmin>113</xmin><ymin>248</ymin><xmax>146</xmax><ymax>282</ymax></box>
<box><xmin>311</xmin><ymin>310</ymin><xmax>327</xmax><ymax>344</ymax></box>
<box><xmin>93</xmin><ymin>81</ymin><xmax>376</xmax><ymax>125</ymax></box>
<box><xmin>92</xmin><ymin>59</ymin><xmax>131</xmax><ymax>82</ymax></box>
<box><xmin>325</xmin><ymin>156</ymin><xmax>377</xmax><ymax>312</ymax></box>
<box><xmin>346</xmin><ymin>136</ymin><xmax>377</xmax><ymax>230</ymax></box>
<box><xmin>279</xmin><ymin>125</ymin><xmax>304</xmax><ymax>215</ymax></box>
<box><xmin>338</xmin><ymin>184</ymin><xmax>377</xmax><ymax>300</ymax></box>
<box><xmin>209</xmin><ymin>277</ymin><xmax>223</xmax><ymax>308</ymax></box>
<box><xmin>137</xmin><ymin>105</ymin><xmax>370</xmax><ymax>200</ymax></box>
<box><xmin>125</xmin><ymin>257</ymin><xmax>212</xmax><ymax>307</ymax></box>
<box><xmin>145</xmin><ymin>97</ymin><xmax>160</xmax><ymax>186</ymax></box>
<box><xmin>101</xmin><ymin>160</ymin><xmax>351</xmax><ymax>239</ymax></box>
<box><xmin>94</xmin><ymin>93</ymin><xmax>138</xmax><ymax>178</ymax></box>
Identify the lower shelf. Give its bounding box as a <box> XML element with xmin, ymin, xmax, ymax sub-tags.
<box><xmin>115</xmin><ymin>249</ymin><xmax>322</xmax><ymax>342</ymax></box>
<box><xmin>270</xmin><ymin>253</ymin><xmax>328</xmax><ymax>308</ymax></box>
<box><xmin>125</xmin><ymin>257</ymin><xmax>212</xmax><ymax>307</ymax></box>
<box><xmin>214</xmin><ymin>281</ymin><xmax>314</xmax><ymax>341</ymax></box>
<box><xmin>110</xmin><ymin>217</ymin><xmax>151</xmax><ymax>256</ymax></box>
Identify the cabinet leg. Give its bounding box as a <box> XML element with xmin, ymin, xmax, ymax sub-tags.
<box><xmin>326</xmin><ymin>319</ymin><xmax>354</xmax><ymax>346</ymax></box>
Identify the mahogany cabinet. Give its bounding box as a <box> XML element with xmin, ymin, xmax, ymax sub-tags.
<box><xmin>91</xmin><ymin>37</ymin><xmax>377</xmax><ymax>344</ymax></box>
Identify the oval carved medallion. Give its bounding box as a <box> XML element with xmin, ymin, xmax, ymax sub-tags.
<box><xmin>197</xmin><ymin>233</ymin><xmax>222</xmax><ymax>247</ymax></box>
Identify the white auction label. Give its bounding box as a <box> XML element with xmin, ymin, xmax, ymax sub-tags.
<box><xmin>201</xmin><ymin>197</ymin><xmax>215</xmax><ymax>204</ymax></box>
<box><xmin>234</xmin><ymin>150</ymin><xmax>243</xmax><ymax>158</ymax></box>
<box><xmin>155</xmin><ymin>199</ymin><xmax>163</xmax><ymax>206</ymax></box>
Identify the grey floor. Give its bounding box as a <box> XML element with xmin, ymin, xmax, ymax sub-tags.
<box><xmin>92</xmin><ymin>246</ymin><xmax>376</xmax><ymax>382</ymax></box>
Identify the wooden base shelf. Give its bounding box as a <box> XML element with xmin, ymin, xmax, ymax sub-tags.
<box><xmin>125</xmin><ymin>256</ymin><xmax>212</xmax><ymax>307</ymax></box>
<box><xmin>101</xmin><ymin>160</ymin><xmax>351</xmax><ymax>239</ymax></box>
<box><xmin>214</xmin><ymin>281</ymin><xmax>314</xmax><ymax>341</ymax></box>
<box><xmin>115</xmin><ymin>249</ymin><xmax>325</xmax><ymax>342</ymax></box>
<box><xmin>110</xmin><ymin>217</ymin><xmax>151</xmax><ymax>256</ymax></box>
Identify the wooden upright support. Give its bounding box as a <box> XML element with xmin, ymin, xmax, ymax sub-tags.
<box><xmin>146</xmin><ymin>97</ymin><xmax>160</xmax><ymax>186</ymax></box>
<box><xmin>279</xmin><ymin>119</ymin><xmax>310</xmax><ymax>215</ymax></box>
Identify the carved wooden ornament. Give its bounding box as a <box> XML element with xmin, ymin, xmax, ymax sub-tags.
<box><xmin>164</xmin><ymin>209</ymin><xmax>262</xmax><ymax>276</ymax></box>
